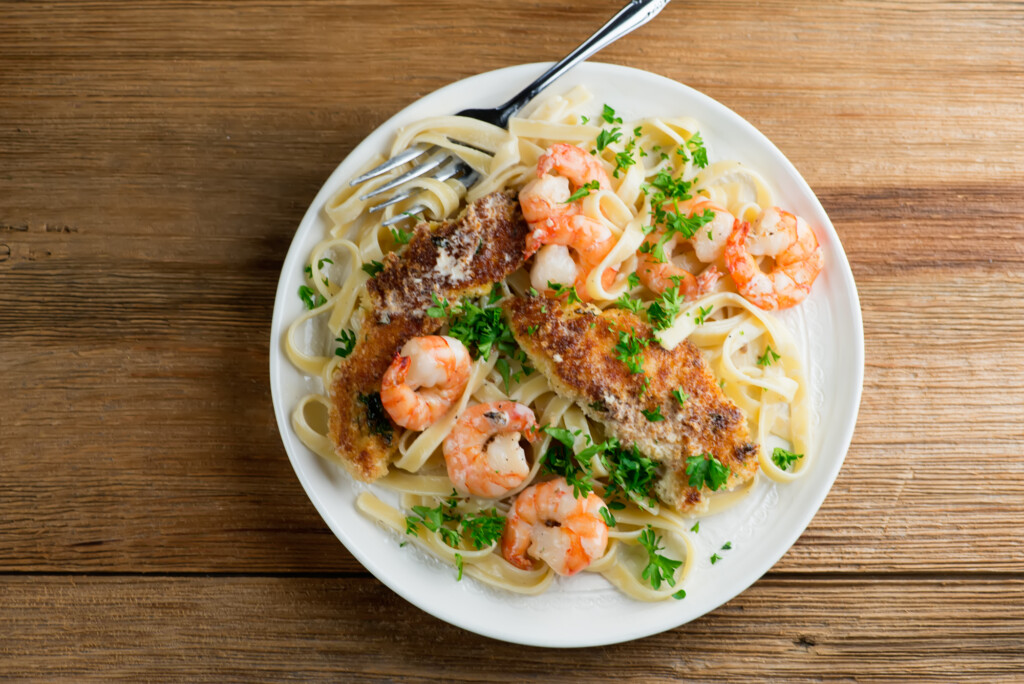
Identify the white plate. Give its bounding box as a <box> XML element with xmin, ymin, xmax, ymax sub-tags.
<box><xmin>270</xmin><ymin>62</ymin><xmax>864</xmax><ymax>647</ymax></box>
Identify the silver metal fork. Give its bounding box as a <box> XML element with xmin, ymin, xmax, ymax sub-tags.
<box><xmin>353</xmin><ymin>0</ymin><xmax>672</xmax><ymax>227</ymax></box>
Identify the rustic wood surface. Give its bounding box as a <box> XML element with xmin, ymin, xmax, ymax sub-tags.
<box><xmin>1</xmin><ymin>0</ymin><xmax>1022</xmax><ymax>679</ymax></box>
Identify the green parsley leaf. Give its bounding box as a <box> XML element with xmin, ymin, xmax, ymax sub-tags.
<box><xmin>613</xmin><ymin>328</ymin><xmax>648</xmax><ymax>375</ymax></box>
<box><xmin>389</xmin><ymin>226</ymin><xmax>412</xmax><ymax>245</ymax></box>
<box><xmin>647</xmin><ymin>287</ymin><xmax>686</xmax><ymax>331</ymax></box>
<box><xmin>633</xmin><ymin>125</ymin><xmax>643</xmax><ymax>137</ymax></box>
<box><xmin>641</xmin><ymin>405</ymin><xmax>665</xmax><ymax>422</ymax></box>
<box><xmin>580</xmin><ymin>114</ymin><xmax>590</xmax><ymax>124</ymax></box>
<box><xmin>447</xmin><ymin>298</ymin><xmax>519</xmax><ymax>360</ymax></box>
<box><xmin>687</xmin><ymin>131</ymin><xmax>709</xmax><ymax>168</ymax></box>
<box><xmin>672</xmin><ymin>388</ymin><xmax>689</xmax><ymax>406</ymax></box>
<box><xmin>599</xmin><ymin>506</ymin><xmax>616</xmax><ymax>527</ymax></box>
<box><xmin>595</xmin><ymin>126</ymin><xmax>622</xmax><ymax>151</ymax></box>
<box><xmin>526</xmin><ymin>324</ymin><xmax>538</xmax><ymax>335</ymax></box>
<box><xmin>494</xmin><ymin>356</ymin><xmax>513</xmax><ymax>392</ymax></box>
<box><xmin>547</xmin><ymin>281</ymin><xmax>582</xmax><ymax>304</ymax></box>
<box><xmin>639</xmin><ymin>526</ymin><xmax>682</xmax><ymax>590</ymax></box>
<box><xmin>406</xmin><ymin>503</ymin><xmax>460</xmax><ymax>548</ymax></box>
<box><xmin>459</xmin><ymin>509</ymin><xmax>505</xmax><ymax>549</ymax></box>
<box><xmin>297</xmin><ymin>285</ymin><xmax>325</xmax><ymax>310</ymax></box>
<box><xmin>721</xmin><ymin>541</ymin><xmax>732</xmax><ymax>550</ymax></box>
<box><xmin>757</xmin><ymin>344</ymin><xmax>781</xmax><ymax>367</ymax></box>
<box><xmin>686</xmin><ymin>453</ymin><xmax>731</xmax><ymax>491</ymax></box>
<box><xmin>772</xmin><ymin>447</ymin><xmax>803</xmax><ymax>471</ymax></box>
<box><xmin>564</xmin><ymin>179</ymin><xmax>601</xmax><ymax>203</ymax></box>
<box><xmin>542</xmin><ymin>424</ymin><xmax>579</xmax><ymax>449</ymax></box>
<box><xmin>527</xmin><ymin>287</ymin><xmax>539</xmax><ymax>297</ymax></box>
<box><xmin>334</xmin><ymin>330</ymin><xmax>357</xmax><ymax>358</ymax></box>
<box><xmin>627</xmin><ymin>271</ymin><xmax>641</xmax><ymax>289</ymax></box>
<box><xmin>602</xmin><ymin>104</ymin><xmax>623</xmax><ymax>124</ymax></box>
<box><xmin>690</xmin><ymin>521</ymin><xmax>700</xmax><ymax>533</ymax></box>
<box><xmin>710</xmin><ymin>552</ymin><xmax>722</xmax><ymax>565</ymax></box>
<box><xmin>454</xmin><ymin>552</ymin><xmax>464</xmax><ymax>581</ymax></box>
<box><xmin>361</xmin><ymin>260</ymin><xmax>384</xmax><ymax>277</ymax></box>
<box><xmin>357</xmin><ymin>392</ymin><xmax>393</xmax><ymax>443</ymax></box>
<box><xmin>672</xmin><ymin>589</ymin><xmax>687</xmax><ymax>600</ymax></box>
<box><xmin>541</xmin><ymin>437</ymin><xmax>593</xmax><ymax>499</ymax></box>
<box><xmin>602</xmin><ymin>442</ymin><xmax>658</xmax><ymax>505</ymax></box>
<box><xmin>694</xmin><ymin>304</ymin><xmax>713</xmax><ymax>326</ymax></box>
<box><xmin>615</xmin><ymin>293</ymin><xmax>644</xmax><ymax>314</ymax></box>
<box><xmin>426</xmin><ymin>292</ymin><xmax>450</xmax><ymax>318</ymax></box>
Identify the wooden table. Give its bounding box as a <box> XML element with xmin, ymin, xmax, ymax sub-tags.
<box><xmin>2</xmin><ymin>1</ymin><xmax>1022</xmax><ymax>679</ymax></box>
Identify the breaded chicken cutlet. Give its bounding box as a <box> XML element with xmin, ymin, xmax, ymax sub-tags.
<box><xmin>328</xmin><ymin>191</ymin><xmax>530</xmax><ymax>482</ymax></box>
<box><xmin>503</xmin><ymin>296</ymin><xmax>760</xmax><ymax>513</ymax></box>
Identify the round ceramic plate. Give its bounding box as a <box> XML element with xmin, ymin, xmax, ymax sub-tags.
<box><xmin>269</xmin><ymin>62</ymin><xmax>864</xmax><ymax>648</ymax></box>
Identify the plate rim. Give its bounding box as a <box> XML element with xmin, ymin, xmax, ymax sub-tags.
<box><xmin>269</xmin><ymin>60</ymin><xmax>865</xmax><ymax>647</ymax></box>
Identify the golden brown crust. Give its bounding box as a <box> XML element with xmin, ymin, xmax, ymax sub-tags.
<box><xmin>328</xmin><ymin>191</ymin><xmax>530</xmax><ymax>482</ymax></box>
<box><xmin>502</xmin><ymin>296</ymin><xmax>760</xmax><ymax>513</ymax></box>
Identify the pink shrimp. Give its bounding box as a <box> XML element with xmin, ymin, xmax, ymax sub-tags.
<box><xmin>527</xmin><ymin>214</ymin><xmax>618</xmax><ymax>295</ymax></box>
<box><xmin>501</xmin><ymin>477</ymin><xmax>609</xmax><ymax>577</ymax></box>
<box><xmin>380</xmin><ymin>335</ymin><xmax>471</xmax><ymax>431</ymax></box>
<box><xmin>724</xmin><ymin>208</ymin><xmax>824</xmax><ymax>310</ymax></box>
<box><xmin>686</xmin><ymin>198</ymin><xmax>737</xmax><ymax>263</ymax></box>
<box><xmin>637</xmin><ymin>226</ymin><xmax>723</xmax><ymax>300</ymax></box>
<box><xmin>442</xmin><ymin>401</ymin><xmax>538</xmax><ymax>498</ymax></box>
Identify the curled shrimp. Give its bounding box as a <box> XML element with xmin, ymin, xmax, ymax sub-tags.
<box><xmin>686</xmin><ymin>198</ymin><xmax>737</xmax><ymax>263</ymax></box>
<box><xmin>501</xmin><ymin>477</ymin><xmax>609</xmax><ymax>576</ymax></box>
<box><xmin>527</xmin><ymin>214</ymin><xmax>618</xmax><ymax>294</ymax></box>
<box><xmin>442</xmin><ymin>401</ymin><xmax>538</xmax><ymax>498</ymax></box>
<box><xmin>380</xmin><ymin>335</ymin><xmax>471</xmax><ymax>431</ymax></box>
<box><xmin>724</xmin><ymin>207</ymin><xmax>824</xmax><ymax>310</ymax></box>
<box><xmin>637</xmin><ymin>226</ymin><xmax>723</xmax><ymax>299</ymax></box>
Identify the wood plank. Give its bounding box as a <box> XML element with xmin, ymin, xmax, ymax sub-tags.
<box><xmin>1</xmin><ymin>575</ymin><xmax>1021</xmax><ymax>680</ymax></box>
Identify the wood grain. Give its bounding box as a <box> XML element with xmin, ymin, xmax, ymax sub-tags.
<box><xmin>1</xmin><ymin>0</ymin><xmax>1023</xmax><ymax>678</ymax></box>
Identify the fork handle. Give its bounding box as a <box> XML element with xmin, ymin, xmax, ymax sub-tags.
<box><xmin>492</xmin><ymin>0</ymin><xmax>671</xmax><ymax>127</ymax></box>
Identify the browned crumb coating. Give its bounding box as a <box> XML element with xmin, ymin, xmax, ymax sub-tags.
<box><xmin>502</xmin><ymin>296</ymin><xmax>760</xmax><ymax>513</ymax></box>
<box><xmin>328</xmin><ymin>191</ymin><xmax>530</xmax><ymax>482</ymax></box>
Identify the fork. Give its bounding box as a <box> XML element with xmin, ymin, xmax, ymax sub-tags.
<box><xmin>352</xmin><ymin>0</ymin><xmax>672</xmax><ymax>227</ymax></box>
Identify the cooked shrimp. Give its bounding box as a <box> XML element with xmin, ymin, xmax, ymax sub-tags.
<box><xmin>501</xmin><ymin>477</ymin><xmax>609</xmax><ymax>576</ymax></box>
<box><xmin>686</xmin><ymin>198</ymin><xmax>737</xmax><ymax>263</ymax></box>
<box><xmin>529</xmin><ymin>244</ymin><xmax>578</xmax><ymax>292</ymax></box>
<box><xmin>724</xmin><ymin>208</ymin><xmax>824</xmax><ymax>310</ymax></box>
<box><xmin>537</xmin><ymin>142</ymin><xmax>612</xmax><ymax>192</ymax></box>
<box><xmin>442</xmin><ymin>401</ymin><xmax>538</xmax><ymax>498</ymax></box>
<box><xmin>380</xmin><ymin>335</ymin><xmax>471</xmax><ymax>431</ymax></box>
<box><xmin>637</xmin><ymin>225</ymin><xmax>722</xmax><ymax>299</ymax></box>
<box><xmin>527</xmin><ymin>214</ymin><xmax>618</xmax><ymax>295</ymax></box>
<box><xmin>519</xmin><ymin>175</ymin><xmax>578</xmax><ymax>226</ymax></box>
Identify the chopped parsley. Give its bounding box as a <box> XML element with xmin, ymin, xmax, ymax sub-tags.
<box><xmin>547</xmin><ymin>281</ymin><xmax>582</xmax><ymax>304</ymax></box>
<box><xmin>613</xmin><ymin>328</ymin><xmax>648</xmax><ymax>375</ymax></box>
<box><xmin>641</xmin><ymin>405</ymin><xmax>664</xmax><ymax>422</ymax></box>
<box><xmin>595</xmin><ymin>126</ymin><xmax>622</xmax><ymax>152</ymax></box>
<box><xmin>526</xmin><ymin>324</ymin><xmax>538</xmax><ymax>335</ymax></box>
<box><xmin>686</xmin><ymin>131</ymin><xmax>709</xmax><ymax>168</ymax></box>
<box><xmin>599</xmin><ymin>506</ymin><xmax>616</xmax><ymax>527</ymax></box>
<box><xmin>685</xmin><ymin>452</ymin><xmax>730</xmax><ymax>491</ymax></box>
<box><xmin>690</xmin><ymin>521</ymin><xmax>700</xmax><ymax>533</ymax></box>
<box><xmin>672</xmin><ymin>590</ymin><xmax>687</xmax><ymax>600</ymax></box>
<box><xmin>459</xmin><ymin>509</ymin><xmax>505</xmax><ymax>549</ymax></box>
<box><xmin>541</xmin><ymin>428</ymin><xmax>593</xmax><ymax>499</ymax></box>
<box><xmin>613</xmin><ymin>137</ymin><xmax>640</xmax><ymax>178</ymax></box>
<box><xmin>639</xmin><ymin>526</ymin><xmax>682</xmax><ymax>590</ymax></box>
<box><xmin>357</xmin><ymin>392</ymin><xmax>393</xmax><ymax>444</ymax></box>
<box><xmin>334</xmin><ymin>330</ymin><xmax>357</xmax><ymax>358</ymax></box>
<box><xmin>627</xmin><ymin>271</ymin><xmax>641</xmax><ymax>289</ymax></box>
<box><xmin>297</xmin><ymin>285</ymin><xmax>325</xmax><ymax>310</ymax></box>
<box><xmin>772</xmin><ymin>447</ymin><xmax>803</xmax><ymax>471</ymax></box>
<box><xmin>646</xmin><ymin>287</ymin><xmax>686</xmax><ymax>331</ymax></box>
<box><xmin>601</xmin><ymin>442</ymin><xmax>658</xmax><ymax>505</ymax></box>
<box><xmin>426</xmin><ymin>292</ymin><xmax>450</xmax><ymax>318</ymax></box>
<box><xmin>389</xmin><ymin>226</ymin><xmax>412</xmax><ymax>244</ymax></box>
<box><xmin>672</xmin><ymin>388</ymin><xmax>689</xmax><ymax>406</ymax></box>
<box><xmin>361</xmin><ymin>260</ymin><xmax>384</xmax><ymax>277</ymax></box>
<box><xmin>405</xmin><ymin>503</ymin><xmax>460</xmax><ymax>547</ymax></box>
<box><xmin>527</xmin><ymin>287</ymin><xmax>539</xmax><ymax>297</ymax></box>
<box><xmin>454</xmin><ymin>552</ymin><xmax>464</xmax><ymax>580</ymax></box>
<box><xmin>710</xmin><ymin>552</ymin><xmax>722</xmax><ymax>565</ymax></box>
<box><xmin>757</xmin><ymin>344</ymin><xmax>781</xmax><ymax>367</ymax></box>
<box><xmin>564</xmin><ymin>179</ymin><xmax>601</xmax><ymax>203</ymax></box>
<box><xmin>615</xmin><ymin>293</ymin><xmax>644</xmax><ymax>314</ymax></box>
<box><xmin>602</xmin><ymin>104</ymin><xmax>623</xmax><ymax>124</ymax></box>
<box><xmin>579</xmin><ymin>115</ymin><xmax>590</xmax><ymax>125</ymax></box>
<box><xmin>721</xmin><ymin>541</ymin><xmax>733</xmax><ymax>550</ymax></box>
<box><xmin>694</xmin><ymin>304</ymin><xmax>713</xmax><ymax>326</ymax></box>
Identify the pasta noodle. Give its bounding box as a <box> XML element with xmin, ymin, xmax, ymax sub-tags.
<box><xmin>286</xmin><ymin>86</ymin><xmax>817</xmax><ymax>601</ymax></box>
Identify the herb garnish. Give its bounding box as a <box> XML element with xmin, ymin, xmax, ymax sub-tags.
<box><xmin>772</xmin><ymin>447</ymin><xmax>803</xmax><ymax>471</ymax></box>
<box><xmin>564</xmin><ymin>179</ymin><xmax>601</xmax><ymax>203</ymax></box>
<box><xmin>334</xmin><ymin>330</ymin><xmax>357</xmax><ymax>358</ymax></box>
<box><xmin>361</xmin><ymin>260</ymin><xmax>384</xmax><ymax>277</ymax></box>
<box><xmin>639</xmin><ymin>526</ymin><xmax>682</xmax><ymax>590</ymax></box>
<box><xmin>757</xmin><ymin>344</ymin><xmax>781</xmax><ymax>367</ymax></box>
<box><xmin>297</xmin><ymin>285</ymin><xmax>325</xmax><ymax>310</ymax></box>
<box><xmin>685</xmin><ymin>452</ymin><xmax>730</xmax><ymax>491</ymax></box>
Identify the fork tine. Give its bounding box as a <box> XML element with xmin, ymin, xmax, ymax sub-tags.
<box><xmin>381</xmin><ymin>204</ymin><xmax>428</xmax><ymax>227</ymax></box>
<box><xmin>367</xmin><ymin>159</ymin><xmax>466</xmax><ymax>213</ymax></box>
<box><xmin>349</xmin><ymin>144</ymin><xmax>434</xmax><ymax>186</ymax></box>
<box><xmin>359</xmin><ymin>153</ymin><xmax>452</xmax><ymax>201</ymax></box>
